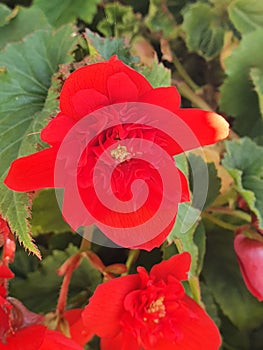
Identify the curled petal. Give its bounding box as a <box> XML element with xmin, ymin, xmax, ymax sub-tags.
<box><xmin>4</xmin><ymin>148</ymin><xmax>57</xmax><ymax>192</ymax></box>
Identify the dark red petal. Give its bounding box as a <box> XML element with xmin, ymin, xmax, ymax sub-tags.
<box><xmin>41</xmin><ymin>114</ymin><xmax>75</xmax><ymax>145</ymax></box>
<box><xmin>1</xmin><ymin>325</ymin><xmax>46</xmax><ymax>350</ymax></box>
<box><xmin>175</xmin><ymin>109</ymin><xmax>229</xmax><ymax>149</ymax></box>
<box><xmin>107</xmin><ymin>72</ymin><xmax>139</xmax><ymax>103</ymax></box>
<box><xmin>234</xmin><ymin>233</ymin><xmax>263</xmax><ymax>301</ymax></box>
<box><xmin>101</xmin><ymin>332</ymin><xmax>140</xmax><ymax>350</ymax></box>
<box><xmin>4</xmin><ymin>148</ymin><xmax>57</xmax><ymax>192</ymax></box>
<box><xmin>150</xmin><ymin>252</ymin><xmax>191</xmax><ymax>282</ymax></box>
<box><xmin>64</xmin><ymin>309</ymin><xmax>93</xmax><ymax>346</ymax></box>
<box><xmin>82</xmin><ymin>275</ymin><xmax>140</xmax><ymax>338</ymax></box>
<box><xmin>139</xmin><ymin>86</ymin><xmax>181</xmax><ymax>112</ymax></box>
<box><xmin>40</xmin><ymin>329</ymin><xmax>83</xmax><ymax>350</ymax></box>
<box><xmin>60</xmin><ymin>56</ymin><xmax>152</xmax><ymax>119</ymax></box>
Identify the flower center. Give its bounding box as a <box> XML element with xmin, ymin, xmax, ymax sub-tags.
<box><xmin>110</xmin><ymin>144</ymin><xmax>131</xmax><ymax>163</ymax></box>
<box><xmin>143</xmin><ymin>296</ymin><xmax>166</xmax><ymax>324</ymax></box>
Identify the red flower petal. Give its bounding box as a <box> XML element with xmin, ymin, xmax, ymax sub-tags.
<box><xmin>0</xmin><ymin>264</ymin><xmax>14</xmax><ymax>279</ymax></box>
<box><xmin>71</xmin><ymin>89</ymin><xmax>109</xmax><ymax>119</ymax></box>
<box><xmin>60</xmin><ymin>57</ymin><xmax>152</xmax><ymax>119</ymax></box>
<box><xmin>107</xmin><ymin>72</ymin><xmax>139</xmax><ymax>103</ymax></box>
<box><xmin>175</xmin><ymin>109</ymin><xmax>229</xmax><ymax>150</ymax></box>
<box><xmin>39</xmin><ymin>329</ymin><xmax>83</xmax><ymax>350</ymax></box>
<box><xmin>150</xmin><ymin>252</ymin><xmax>191</xmax><ymax>282</ymax></box>
<box><xmin>82</xmin><ymin>275</ymin><xmax>140</xmax><ymax>338</ymax></box>
<box><xmin>101</xmin><ymin>332</ymin><xmax>140</xmax><ymax>350</ymax></box>
<box><xmin>64</xmin><ymin>309</ymin><xmax>93</xmax><ymax>346</ymax></box>
<box><xmin>0</xmin><ymin>325</ymin><xmax>46</xmax><ymax>350</ymax></box>
<box><xmin>4</xmin><ymin>148</ymin><xmax>57</xmax><ymax>192</ymax></box>
<box><xmin>41</xmin><ymin>114</ymin><xmax>75</xmax><ymax>145</ymax></box>
<box><xmin>139</xmin><ymin>86</ymin><xmax>181</xmax><ymax>113</ymax></box>
<box><xmin>148</xmin><ymin>296</ymin><xmax>221</xmax><ymax>350</ymax></box>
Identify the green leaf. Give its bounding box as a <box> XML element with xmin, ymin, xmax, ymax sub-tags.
<box><xmin>250</xmin><ymin>67</ymin><xmax>263</xmax><ymax>117</ymax></box>
<box><xmin>222</xmin><ymin>138</ymin><xmax>263</xmax><ymax>228</ymax></box>
<box><xmin>145</xmin><ymin>0</ymin><xmax>178</xmax><ymax>38</ymax></box>
<box><xmin>139</xmin><ymin>59</ymin><xmax>171</xmax><ymax>87</ymax></box>
<box><xmin>0</xmin><ymin>6</ymin><xmax>51</xmax><ymax>50</ymax></box>
<box><xmin>33</xmin><ymin>0</ymin><xmax>100</xmax><ymax>27</ymax></box>
<box><xmin>85</xmin><ymin>28</ymin><xmax>138</xmax><ymax>65</ymax></box>
<box><xmin>10</xmin><ymin>245</ymin><xmax>102</xmax><ymax>313</ymax></box>
<box><xmin>219</xmin><ymin>29</ymin><xmax>263</xmax><ymax>142</ymax></box>
<box><xmin>202</xmin><ymin>227</ymin><xmax>263</xmax><ymax>330</ymax></box>
<box><xmin>31</xmin><ymin>189</ymin><xmax>71</xmax><ymax>235</ymax></box>
<box><xmin>188</xmin><ymin>153</ymin><xmax>221</xmax><ymax>208</ymax></box>
<box><xmin>98</xmin><ymin>3</ymin><xmax>140</xmax><ymax>38</ymax></box>
<box><xmin>182</xmin><ymin>3</ymin><xmax>225</xmax><ymax>59</ymax></box>
<box><xmin>0</xmin><ymin>26</ymin><xmax>77</xmax><ymax>256</ymax></box>
<box><xmin>0</xmin><ymin>3</ymin><xmax>12</xmax><ymax>27</ymax></box>
<box><xmin>167</xmin><ymin>202</ymin><xmax>204</xmax><ymax>276</ymax></box>
<box><xmin>228</xmin><ymin>0</ymin><xmax>263</xmax><ymax>34</ymax></box>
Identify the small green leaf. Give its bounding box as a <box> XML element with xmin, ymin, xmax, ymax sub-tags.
<box><xmin>222</xmin><ymin>138</ymin><xmax>263</xmax><ymax>228</ymax></box>
<box><xmin>139</xmin><ymin>59</ymin><xmax>171</xmax><ymax>87</ymax></box>
<box><xmin>86</xmin><ymin>28</ymin><xmax>138</xmax><ymax>65</ymax></box>
<box><xmin>10</xmin><ymin>245</ymin><xmax>102</xmax><ymax>313</ymax></box>
<box><xmin>182</xmin><ymin>3</ymin><xmax>225</xmax><ymax>59</ymax></box>
<box><xmin>228</xmin><ymin>0</ymin><xmax>263</xmax><ymax>34</ymax></box>
<box><xmin>0</xmin><ymin>3</ymin><xmax>12</xmax><ymax>27</ymax></box>
<box><xmin>219</xmin><ymin>29</ymin><xmax>263</xmax><ymax>142</ymax></box>
<box><xmin>168</xmin><ymin>202</ymin><xmax>204</xmax><ymax>276</ymax></box>
<box><xmin>31</xmin><ymin>189</ymin><xmax>71</xmax><ymax>235</ymax></box>
<box><xmin>33</xmin><ymin>0</ymin><xmax>100</xmax><ymax>27</ymax></box>
<box><xmin>98</xmin><ymin>3</ymin><xmax>140</xmax><ymax>38</ymax></box>
<box><xmin>203</xmin><ymin>228</ymin><xmax>263</xmax><ymax>330</ymax></box>
<box><xmin>0</xmin><ymin>6</ymin><xmax>51</xmax><ymax>50</ymax></box>
<box><xmin>0</xmin><ymin>26</ymin><xmax>77</xmax><ymax>256</ymax></box>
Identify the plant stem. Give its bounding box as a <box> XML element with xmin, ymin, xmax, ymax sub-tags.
<box><xmin>202</xmin><ymin>212</ymin><xmax>237</xmax><ymax>231</ymax></box>
<box><xmin>123</xmin><ymin>249</ymin><xmax>140</xmax><ymax>275</ymax></box>
<box><xmin>173</xmin><ymin>56</ymin><xmax>200</xmax><ymax>91</ymax></box>
<box><xmin>79</xmin><ymin>225</ymin><xmax>94</xmax><ymax>252</ymax></box>
<box><xmin>207</xmin><ymin>207</ymin><xmax>251</xmax><ymax>222</ymax></box>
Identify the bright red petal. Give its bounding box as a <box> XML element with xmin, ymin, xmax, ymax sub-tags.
<box><xmin>60</xmin><ymin>56</ymin><xmax>152</xmax><ymax>119</ymax></box>
<box><xmin>150</xmin><ymin>252</ymin><xmax>191</xmax><ymax>282</ymax></box>
<box><xmin>40</xmin><ymin>329</ymin><xmax>83</xmax><ymax>350</ymax></box>
<box><xmin>0</xmin><ymin>264</ymin><xmax>14</xmax><ymax>279</ymax></box>
<box><xmin>107</xmin><ymin>72</ymin><xmax>139</xmax><ymax>103</ymax></box>
<box><xmin>82</xmin><ymin>275</ymin><xmax>140</xmax><ymax>338</ymax></box>
<box><xmin>64</xmin><ymin>309</ymin><xmax>93</xmax><ymax>346</ymax></box>
<box><xmin>175</xmin><ymin>109</ymin><xmax>229</xmax><ymax>149</ymax></box>
<box><xmin>140</xmin><ymin>86</ymin><xmax>181</xmax><ymax>112</ymax></box>
<box><xmin>101</xmin><ymin>332</ymin><xmax>140</xmax><ymax>350</ymax></box>
<box><xmin>4</xmin><ymin>148</ymin><xmax>57</xmax><ymax>192</ymax></box>
<box><xmin>41</xmin><ymin>114</ymin><xmax>75</xmax><ymax>145</ymax></box>
<box><xmin>0</xmin><ymin>325</ymin><xmax>46</xmax><ymax>350</ymax></box>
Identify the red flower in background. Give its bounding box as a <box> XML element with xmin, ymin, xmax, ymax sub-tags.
<box><xmin>234</xmin><ymin>232</ymin><xmax>263</xmax><ymax>301</ymax></box>
<box><xmin>82</xmin><ymin>253</ymin><xmax>221</xmax><ymax>350</ymax></box>
<box><xmin>5</xmin><ymin>57</ymin><xmax>229</xmax><ymax>250</ymax></box>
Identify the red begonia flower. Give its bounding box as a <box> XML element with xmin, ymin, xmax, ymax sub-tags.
<box><xmin>82</xmin><ymin>253</ymin><xmax>221</xmax><ymax>350</ymax></box>
<box><xmin>234</xmin><ymin>232</ymin><xmax>263</xmax><ymax>301</ymax></box>
<box><xmin>4</xmin><ymin>56</ymin><xmax>229</xmax><ymax>250</ymax></box>
<box><xmin>0</xmin><ymin>300</ymin><xmax>84</xmax><ymax>350</ymax></box>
